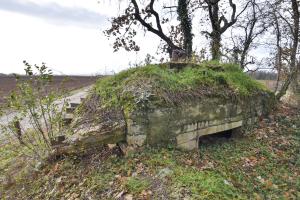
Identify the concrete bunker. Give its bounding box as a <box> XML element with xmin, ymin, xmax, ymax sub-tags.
<box><xmin>125</xmin><ymin>93</ymin><xmax>270</xmax><ymax>150</ymax></box>
<box><xmin>65</xmin><ymin>63</ymin><xmax>275</xmax><ymax>152</ymax></box>
<box><xmin>68</xmin><ymin>93</ymin><xmax>272</xmax><ymax>151</ymax></box>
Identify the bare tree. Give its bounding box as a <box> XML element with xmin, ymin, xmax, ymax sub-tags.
<box><xmin>201</xmin><ymin>0</ymin><xmax>249</xmax><ymax>60</ymax></box>
<box><xmin>227</xmin><ymin>0</ymin><xmax>268</xmax><ymax>69</ymax></box>
<box><xmin>236</xmin><ymin>0</ymin><xmax>268</xmax><ymax>69</ymax></box>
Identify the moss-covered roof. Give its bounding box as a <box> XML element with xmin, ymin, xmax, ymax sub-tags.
<box><xmin>93</xmin><ymin>62</ymin><xmax>270</xmax><ymax>111</ymax></box>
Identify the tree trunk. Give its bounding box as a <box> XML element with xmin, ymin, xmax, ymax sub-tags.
<box><xmin>178</xmin><ymin>0</ymin><xmax>193</xmax><ymax>59</ymax></box>
<box><xmin>290</xmin><ymin>64</ymin><xmax>300</xmax><ymax>93</ymax></box>
<box><xmin>274</xmin><ymin>12</ymin><xmax>282</xmax><ymax>92</ymax></box>
<box><xmin>211</xmin><ymin>31</ymin><xmax>221</xmax><ymax>61</ymax></box>
<box><xmin>205</xmin><ymin>0</ymin><xmax>241</xmax><ymax>61</ymax></box>
<box><xmin>276</xmin><ymin>0</ymin><xmax>299</xmax><ymax>100</ymax></box>
<box><xmin>274</xmin><ymin>48</ymin><xmax>282</xmax><ymax>92</ymax></box>
<box><xmin>240</xmin><ymin>49</ymin><xmax>247</xmax><ymax>69</ymax></box>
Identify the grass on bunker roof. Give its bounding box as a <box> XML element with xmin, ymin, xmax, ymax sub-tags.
<box><xmin>93</xmin><ymin>62</ymin><xmax>269</xmax><ymax>110</ymax></box>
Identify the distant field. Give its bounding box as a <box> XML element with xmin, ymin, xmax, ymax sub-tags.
<box><xmin>0</xmin><ymin>76</ymin><xmax>98</xmax><ymax>106</ymax></box>
<box><xmin>257</xmin><ymin>80</ymin><xmax>280</xmax><ymax>91</ymax></box>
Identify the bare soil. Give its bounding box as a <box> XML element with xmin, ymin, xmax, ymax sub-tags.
<box><xmin>0</xmin><ymin>75</ymin><xmax>98</xmax><ymax>106</ymax></box>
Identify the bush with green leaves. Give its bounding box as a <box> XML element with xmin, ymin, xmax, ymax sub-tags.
<box><xmin>1</xmin><ymin>61</ymin><xmax>69</xmax><ymax>160</ymax></box>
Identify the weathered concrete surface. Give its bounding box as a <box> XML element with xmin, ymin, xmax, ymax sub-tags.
<box><xmin>176</xmin><ymin>120</ymin><xmax>242</xmax><ymax>150</ymax></box>
<box><xmin>69</xmin><ymin>92</ymin><xmax>274</xmax><ymax>151</ymax></box>
<box><xmin>69</xmin><ymin>112</ymin><xmax>126</xmax><ymax>148</ymax></box>
<box><xmin>125</xmin><ymin>94</ymin><xmax>273</xmax><ymax>150</ymax></box>
<box><xmin>68</xmin><ymin>94</ymin><xmax>126</xmax><ymax>150</ymax></box>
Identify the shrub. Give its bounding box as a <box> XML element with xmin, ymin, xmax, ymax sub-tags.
<box><xmin>0</xmin><ymin>61</ymin><xmax>69</xmax><ymax>160</ymax></box>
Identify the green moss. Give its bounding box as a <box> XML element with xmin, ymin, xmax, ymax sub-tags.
<box><xmin>95</xmin><ymin>62</ymin><xmax>269</xmax><ymax>111</ymax></box>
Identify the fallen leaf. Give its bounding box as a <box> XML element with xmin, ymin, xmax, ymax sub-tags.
<box><xmin>124</xmin><ymin>194</ymin><xmax>133</xmax><ymax>200</ymax></box>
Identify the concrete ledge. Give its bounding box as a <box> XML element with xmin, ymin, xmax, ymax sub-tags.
<box><xmin>198</xmin><ymin>120</ymin><xmax>242</xmax><ymax>136</ymax></box>
<box><xmin>177</xmin><ymin>120</ymin><xmax>243</xmax><ymax>150</ymax></box>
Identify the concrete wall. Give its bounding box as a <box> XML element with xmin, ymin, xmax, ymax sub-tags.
<box><xmin>126</xmin><ymin>94</ymin><xmax>272</xmax><ymax>150</ymax></box>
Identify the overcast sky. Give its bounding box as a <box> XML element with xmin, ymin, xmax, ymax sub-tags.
<box><xmin>0</xmin><ymin>0</ymin><xmax>270</xmax><ymax>75</ymax></box>
<box><xmin>0</xmin><ymin>0</ymin><xmax>161</xmax><ymax>75</ymax></box>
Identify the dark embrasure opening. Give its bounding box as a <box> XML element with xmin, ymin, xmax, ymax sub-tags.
<box><xmin>198</xmin><ymin>128</ymin><xmax>237</xmax><ymax>147</ymax></box>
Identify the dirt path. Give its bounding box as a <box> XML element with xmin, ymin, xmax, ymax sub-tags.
<box><xmin>0</xmin><ymin>85</ymin><xmax>93</xmax><ymax>137</ymax></box>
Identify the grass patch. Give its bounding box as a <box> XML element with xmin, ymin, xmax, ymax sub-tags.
<box><xmin>94</xmin><ymin>62</ymin><xmax>269</xmax><ymax>111</ymax></box>
<box><xmin>86</xmin><ymin>171</ymin><xmax>115</xmax><ymax>193</ymax></box>
<box><xmin>125</xmin><ymin>177</ymin><xmax>151</xmax><ymax>194</ymax></box>
<box><xmin>173</xmin><ymin>167</ymin><xmax>243</xmax><ymax>199</ymax></box>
